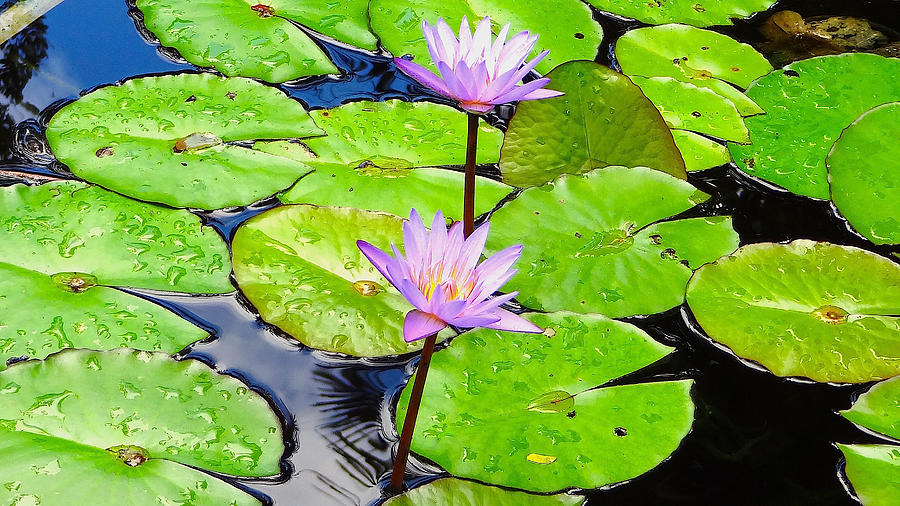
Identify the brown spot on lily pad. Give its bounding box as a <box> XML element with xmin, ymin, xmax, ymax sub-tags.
<box><xmin>352</xmin><ymin>280</ymin><xmax>383</xmax><ymax>296</ymax></box>
<box><xmin>811</xmin><ymin>305</ymin><xmax>849</xmax><ymax>325</ymax></box>
<box><xmin>108</xmin><ymin>445</ymin><xmax>150</xmax><ymax>467</ymax></box>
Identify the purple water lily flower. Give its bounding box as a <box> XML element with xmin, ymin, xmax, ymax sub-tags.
<box><xmin>357</xmin><ymin>209</ymin><xmax>542</xmax><ymax>342</ymax></box>
<box><xmin>394</xmin><ymin>16</ymin><xmax>563</xmax><ymax>114</ymax></box>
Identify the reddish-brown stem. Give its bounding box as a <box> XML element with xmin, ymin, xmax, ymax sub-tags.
<box><xmin>389</xmin><ymin>332</ymin><xmax>438</xmax><ymax>492</ymax></box>
<box><xmin>463</xmin><ymin>112</ymin><xmax>479</xmax><ymax>238</ymax></box>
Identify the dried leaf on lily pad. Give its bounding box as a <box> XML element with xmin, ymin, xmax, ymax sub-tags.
<box><xmin>827</xmin><ymin>102</ymin><xmax>900</xmax><ymax>245</ymax></box>
<box><xmin>616</xmin><ymin>25</ymin><xmax>771</xmax><ymax>116</ymax></box>
<box><xmin>135</xmin><ymin>0</ymin><xmax>359</xmax><ymax>82</ymax></box>
<box><xmin>396</xmin><ymin>312</ymin><xmax>694</xmax><ymax>492</ymax></box>
<box><xmin>0</xmin><ymin>262</ymin><xmax>207</xmax><ymax>369</ymax></box>
<box><xmin>384</xmin><ymin>478</ymin><xmax>584</xmax><ymax>505</ymax></box>
<box><xmin>729</xmin><ymin>54</ymin><xmax>900</xmax><ymax>199</ymax></box>
<box><xmin>837</xmin><ymin>377</ymin><xmax>900</xmax><ymax>505</ymax></box>
<box><xmin>486</xmin><ymin>167</ymin><xmax>739</xmax><ymax>317</ymax></box>
<box><xmin>0</xmin><ymin>182</ymin><xmax>232</xmax><ymax>294</ymax></box>
<box><xmin>588</xmin><ymin>0</ymin><xmax>777</xmax><ymax>27</ymax></box>
<box><xmin>686</xmin><ymin>240</ymin><xmax>900</xmax><ymax>383</ymax></box>
<box><xmin>370</xmin><ymin>0</ymin><xmax>602</xmax><ymax>75</ymax></box>
<box><xmin>0</xmin><ymin>348</ymin><xmax>284</xmax><ymax>505</ymax></box>
<box><xmin>46</xmin><ymin>73</ymin><xmax>323</xmax><ymax>210</ymax></box>
<box><xmin>500</xmin><ymin>61</ymin><xmax>687</xmax><ymax>188</ymax></box>
<box><xmin>232</xmin><ymin>205</ymin><xmax>440</xmax><ymax>357</ymax></box>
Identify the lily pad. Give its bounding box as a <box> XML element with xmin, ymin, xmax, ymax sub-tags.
<box><xmin>837</xmin><ymin>444</ymin><xmax>900</xmax><ymax>506</ymax></box>
<box><xmin>46</xmin><ymin>73</ymin><xmax>323</xmax><ymax>209</ymax></box>
<box><xmin>842</xmin><ymin>376</ymin><xmax>900</xmax><ymax>441</ymax></box>
<box><xmin>500</xmin><ymin>61</ymin><xmax>687</xmax><ymax>188</ymax></box>
<box><xmin>384</xmin><ymin>478</ymin><xmax>584</xmax><ymax>505</ymax></box>
<box><xmin>370</xmin><ymin>0</ymin><xmax>602</xmax><ymax>75</ymax></box>
<box><xmin>0</xmin><ymin>181</ymin><xmax>232</xmax><ymax>294</ymax></box>
<box><xmin>232</xmin><ymin>205</ymin><xmax>426</xmax><ymax>357</ymax></box>
<box><xmin>729</xmin><ymin>54</ymin><xmax>900</xmax><ymax>199</ymax></box>
<box><xmin>686</xmin><ymin>240</ymin><xmax>900</xmax><ymax>383</ymax></box>
<box><xmin>672</xmin><ymin>130</ymin><xmax>731</xmax><ymax>172</ymax></box>
<box><xmin>827</xmin><ymin>102</ymin><xmax>900</xmax><ymax>245</ymax></box>
<box><xmin>630</xmin><ymin>76</ymin><xmax>749</xmax><ymax>143</ymax></box>
<box><xmin>135</xmin><ymin>0</ymin><xmax>344</xmax><ymax>82</ymax></box>
<box><xmin>615</xmin><ymin>25</ymin><xmax>772</xmax><ymax>116</ymax></box>
<box><xmin>396</xmin><ymin>312</ymin><xmax>695</xmax><ymax>492</ymax></box>
<box><xmin>486</xmin><ymin>166</ymin><xmax>739</xmax><ymax>317</ymax></box>
<box><xmin>0</xmin><ymin>348</ymin><xmax>284</xmax><ymax>505</ymax></box>
<box><xmin>588</xmin><ymin>0</ymin><xmax>777</xmax><ymax>27</ymax></box>
<box><xmin>0</xmin><ymin>262</ymin><xmax>207</xmax><ymax>369</ymax></box>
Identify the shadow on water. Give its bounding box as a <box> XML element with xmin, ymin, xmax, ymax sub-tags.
<box><xmin>0</xmin><ymin>0</ymin><xmax>898</xmax><ymax>504</ymax></box>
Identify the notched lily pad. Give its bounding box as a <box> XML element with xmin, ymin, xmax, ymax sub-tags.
<box><xmin>729</xmin><ymin>53</ymin><xmax>900</xmax><ymax>199</ymax></box>
<box><xmin>0</xmin><ymin>182</ymin><xmax>232</xmax><ymax>294</ymax></box>
<box><xmin>487</xmin><ymin>166</ymin><xmax>739</xmax><ymax>317</ymax></box>
<box><xmin>842</xmin><ymin>376</ymin><xmax>900</xmax><ymax>441</ymax></box>
<box><xmin>588</xmin><ymin>0</ymin><xmax>777</xmax><ymax>27</ymax></box>
<box><xmin>0</xmin><ymin>348</ymin><xmax>284</xmax><ymax>505</ymax></box>
<box><xmin>46</xmin><ymin>73</ymin><xmax>323</xmax><ymax>209</ymax></box>
<box><xmin>501</xmin><ymin>61</ymin><xmax>687</xmax><ymax>188</ymax></box>
<box><xmin>672</xmin><ymin>130</ymin><xmax>731</xmax><ymax>172</ymax></box>
<box><xmin>616</xmin><ymin>24</ymin><xmax>772</xmax><ymax>116</ymax></box>
<box><xmin>384</xmin><ymin>477</ymin><xmax>584</xmax><ymax>505</ymax></box>
<box><xmin>232</xmin><ymin>205</ymin><xmax>430</xmax><ymax>357</ymax></box>
<box><xmin>827</xmin><ymin>102</ymin><xmax>900</xmax><ymax>245</ymax></box>
<box><xmin>136</xmin><ymin>0</ymin><xmax>348</xmax><ymax>82</ymax></box>
<box><xmin>397</xmin><ymin>312</ymin><xmax>694</xmax><ymax>492</ymax></box>
<box><xmin>686</xmin><ymin>240</ymin><xmax>900</xmax><ymax>383</ymax></box>
<box><xmin>370</xmin><ymin>0</ymin><xmax>602</xmax><ymax>75</ymax></box>
<box><xmin>0</xmin><ymin>262</ymin><xmax>207</xmax><ymax>369</ymax></box>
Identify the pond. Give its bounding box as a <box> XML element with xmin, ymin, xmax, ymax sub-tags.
<box><xmin>0</xmin><ymin>0</ymin><xmax>898</xmax><ymax>505</ymax></box>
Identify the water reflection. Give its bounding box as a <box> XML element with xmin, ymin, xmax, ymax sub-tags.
<box><xmin>0</xmin><ymin>17</ymin><xmax>48</xmax><ymax>159</ymax></box>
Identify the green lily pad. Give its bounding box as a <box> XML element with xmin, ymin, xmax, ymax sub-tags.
<box><xmin>729</xmin><ymin>54</ymin><xmax>900</xmax><ymax>199</ymax></box>
<box><xmin>0</xmin><ymin>348</ymin><xmax>284</xmax><ymax>505</ymax></box>
<box><xmin>486</xmin><ymin>166</ymin><xmax>738</xmax><ymax>317</ymax></box>
<box><xmin>827</xmin><ymin>102</ymin><xmax>900</xmax><ymax>245</ymax></box>
<box><xmin>500</xmin><ymin>61</ymin><xmax>687</xmax><ymax>188</ymax></box>
<box><xmin>384</xmin><ymin>478</ymin><xmax>584</xmax><ymax>505</ymax></box>
<box><xmin>281</xmin><ymin>165</ymin><xmax>512</xmax><ymax>220</ymax></box>
<box><xmin>630</xmin><ymin>76</ymin><xmax>749</xmax><ymax>143</ymax></box>
<box><xmin>842</xmin><ymin>376</ymin><xmax>900</xmax><ymax>440</ymax></box>
<box><xmin>396</xmin><ymin>312</ymin><xmax>695</xmax><ymax>492</ymax></box>
<box><xmin>686</xmin><ymin>240</ymin><xmax>900</xmax><ymax>383</ymax></box>
<box><xmin>672</xmin><ymin>130</ymin><xmax>731</xmax><ymax>172</ymax></box>
<box><xmin>46</xmin><ymin>73</ymin><xmax>323</xmax><ymax>210</ymax></box>
<box><xmin>370</xmin><ymin>0</ymin><xmax>602</xmax><ymax>75</ymax></box>
<box><xmin>588</xmin><ymin>0</ymin><xmax>777</xmax><ymax>27</ymax></box>
<box><xmin>0</xmin><ymin>182</ymin><xmax>232</xmax><ymax>294</ymax></box>
<box><xmin>0</xmin><ymin>262</ymin><xmax>207</xmax><ymax>369</ymax></box>
<box><xmin>232</xmin><ymin>205</ymin><xmax>428</xmax><ymax>357</ymax></box>
<box><xmin>837</xmin><ymin>444</ymin><xmax>900</xmax><ymax>506</ymax></box>
<box><xmin>135</xmin><ymin>0</ymin><xmax>343</xmax><ymax>82</ymax></box>
<box><xmin>302</xmin><ymin>100</ymin><xmax>504</xmax><ymax>168</ymax></box>
<box><xmin>616</xmin><ymin>25</ymin><xmax>772</xmax><ymax>116</ymax></box>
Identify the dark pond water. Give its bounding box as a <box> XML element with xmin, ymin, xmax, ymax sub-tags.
<box><xmin>1</xmin><ymin>0</ymin><xmax>899</xmax><ymax>504</ymax></box>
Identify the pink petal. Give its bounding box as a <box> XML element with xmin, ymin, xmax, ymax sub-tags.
<box><xmin>492</xmin><ymin>77</ymin><xmax>554</xmax><ymax>105</ymax></box>
<box><xmin>399</xmin><ymin>279</ymin><xmax>429</xmax><ymax>311</ymax></box>
<box><xmin>357</xmin><ymin>240</ymin><xmax>397</xmax><ymax>285</ymax></box>
<box><xmin>500</xmin><ymin>49</ymin><xmax>550</xmax><ymax>94</ymax></box>
<box><xmin>467</xmin><ymin>17</ymin><xmax>492</xmax><ymax>65</ymax></box>
<box><xmin>520</xmin><ymin>88</ymin><xmax>565</xmax><ymax>101</ymax></box>
<box><xmin>458</xmin><ymin>16</ymin><xmax>472</xmax><ymax>54</ymax></box>
<box><xmin>403</xmin><ymin>310</ymin><xmax>447</xmax><ymax>343</ymax></box>
<box><xmin>489</xmin><ymin>23</ymin><xmax>512</xmax><ymax>69</ymax></box>
<box><xmin>435</xmin><ymin>298</ymin><xmax>467</xmax><ymax>321</ymax></box>
<box><xmin>403</xmin><ymin>208</ymin><xmax>427</xmax><ymax>266</ymax></box>
<box><xmin>475</xmin><ymin>244</ymin><xmax>523</xmax><ymax>280</ymax></box>
<box><xmin>427</xmin><ymin>210</ymin><xmax>448</xmax><ymax>266</ymax></box>
<box><xmin>457</xmin><ymin>221</ymin><xmax>489</xmax><ymax>273</ymax></box>
<box><xmin>467</xmin><ymin>268</ymin><xmax>517</xmax><ymax>305</ymax></box>
<box><xmin>463</xmin><ymin>290</ymin><xmax>517</xmax><ymax>316</ymax></box>
<box><xmin>483</xmin><ymin>308</ymin><xmax>543</xmax><ymax>333</ymax></box>
<box><xmin>422</xmin><ymin>20</ymin><xmax>448</xmax><ymax>65</ymax></box>
<box><xmin>447</xmin><ymin>313</ymin><xmax>501</xmax><ymax>328</ymax></box>
<box><xmin>394</xmin><ymin>58</ymin><xmax>452</xmax><ymax>97</ymax></box>
<box><xmin>496</xmin><ymin>33</ymin><xmax>537</xmax><ymax>75</ymax></box>
<box><xmin>460</xmin><ymin>102</ymin><xmax>495</xmax><ymax>113</ymax></box>
<box><xmin>436</xmin><ymin>60</ymin><xmax>468</xmax><ymax>101</ymax></box>
<box><xmin>436</xmin><ymin>18</ymin><xmax>459</xmax><ymax>63</ymax></box>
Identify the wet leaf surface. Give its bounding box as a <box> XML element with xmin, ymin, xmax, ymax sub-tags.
<box><xmin>136</xmin><ymin>0</ymin><xmax>342</xmax><ymax>82</ymax></box>
<box><xmin>0</xmin><ymin>262</ymin><xmax>207</xmax><ymax>369</ymax></box>
<box><xmin>232</xmin><ymin>205</ymin><xmax>432</xmax><ymax>357</ymax></box>
<box><xmin>46</xmin><ymin>73</ymin><xmax>322</xmax><ymax>209</ymax></box>
<box><xmin>384</xmin><ymin>477</ymin><xmax>584</xmax><ymax>505</ymax></box>
<box><xmin>686</xmin><ymin>240</ymin><xmax>900</xmax><ymax>383</ymax></box>
<box><xmin>500</xmin><ymin>61</ymin><xmax>687</xmax><ymax>188</ymax></box>
<box><xmin>729</xmin><ymin>54</ymin><xmax>900</xmax><ymax>199</ymax></box>
<box><xmin>396</xmin><ymin>312</ymin><xmax>694</xmax><ymax>492</ymax></box>
<box><xmin>671</xmin><ymin>130</ymin><xmax>731</xmax><ymax>172</ymax></box>
<box><xmin>616</xmin><ymin>24</ymin><xmax>771</xmax><ymax>116</ymax></box>
<box><xmin>837</xmin><ymin>444</ymin><xmax>900</xmax><ymax>506</ymax></box>
<box><xmin>842</xmin><ymin>376</ymin><xmax>900</xmax><ymax>440</ymax></box>
<box><xmin>487</xmin><ymin>167</ymin><xmax>738</xmax><ymax>317</ymax></box>
<box><xmin>370</xmin><ymin>0</ymin><xmax>602</xmax><ymax>75</ymax></box>
<box><xmin>0</xmin><ymin>348</ymin><xmax>285</xmax><ymax>504</ymax></box>
<box><xmin>588</xmin><ymin>0</ymin><xmax>777</xmax><ymax>27</ymax></box>
<box><xmin>0</xmin><ymin>182</ymin><xmax>232</xmax><ymax>294</ymax></box>
<box><xmin>827</xmin><ymin>102</ymin><xmax>900</xmax><ymax>245</ymax></box>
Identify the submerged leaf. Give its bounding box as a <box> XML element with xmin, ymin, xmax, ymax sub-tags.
<box><xmin>384</xmin><ymin>478</ymin><xmax>584</xmax><ymax>505</ymax></box>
